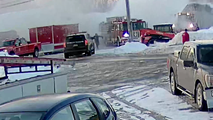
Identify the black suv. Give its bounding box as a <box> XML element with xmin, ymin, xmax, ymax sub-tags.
<box><xmin>64</xmin><ymin>33</ymin><xmax>95</xmax><ymax>58</ymax></box>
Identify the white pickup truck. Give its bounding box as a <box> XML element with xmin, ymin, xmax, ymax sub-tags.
<box><xmin>167</xmin><ymin>40</ymin><xmax>213</xmax><ymax>111</ymax></box>
<box><xmin>0</xmin><ymin>56</ymin><xmax>74</xmax><ymax>105</ymax></box>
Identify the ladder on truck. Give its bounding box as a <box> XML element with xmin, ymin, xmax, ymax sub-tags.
<box><xmin>0</xmin><ymin>57</ymin><xmax>74</xmax><ymax>80</ymax></box>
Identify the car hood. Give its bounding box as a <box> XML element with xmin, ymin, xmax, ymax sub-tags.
<box><xmin>198</xmin><ymin>63</ymin><xmax>213</xmax><ymax>74</ymax></box>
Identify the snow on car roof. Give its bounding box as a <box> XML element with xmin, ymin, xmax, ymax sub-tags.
<box><xmin>185</xmin><ymin>40</ymin><xmax>213</xmax><ymax>46</ymax></box>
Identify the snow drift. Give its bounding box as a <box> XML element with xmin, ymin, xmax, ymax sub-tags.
<box><xmin>96</xmin><ymin>42</ymin><xmax>147</xmax><ymax>55</ymax></box>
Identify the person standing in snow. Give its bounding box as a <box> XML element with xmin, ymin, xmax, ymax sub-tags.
<box><xmin>182</xmin><ymin>29</ymin><xmax>190</xmax><ymax>44</ymax></box>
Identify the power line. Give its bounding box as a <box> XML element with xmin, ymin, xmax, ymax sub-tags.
<box><xmin>0</xmin><ymin>0</ymin><xmax>33</xmax><ymax>9</ymax></box>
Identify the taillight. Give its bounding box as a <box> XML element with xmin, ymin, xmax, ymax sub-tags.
<box><xmin>85</xmin><ymin>40</ymin><xmax>88</xmax><ymax>45</ymax></box>
<box><xmin>63</xmin><ymin>42</ymin><xmax>66</xmax><ymax>48</ymax></box>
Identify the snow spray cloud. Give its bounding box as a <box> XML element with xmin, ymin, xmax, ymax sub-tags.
<box><xmin>0</xmin><ymin>0</ymin><xmax>119</xmax><ymax>38</ymax></box>
<box><xmin>189</xmin><ymin>0</ymin><xmax>213</xmax><ymax>4</ymax></box>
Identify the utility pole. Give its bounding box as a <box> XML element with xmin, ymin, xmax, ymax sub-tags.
<box><xmin>125</xmin><ymin>0</ymin><xmax>132</xmax><ymax>41</ymax></box>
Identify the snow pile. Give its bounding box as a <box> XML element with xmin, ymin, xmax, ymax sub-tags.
<box><xmin>96</xmin><ymin>42</ymin><xmax>147</xmax><ymax>55</ymax></box>
<box><xmin>0</xmin><ymin>51</ymin><xmax>18</xmax><ymax>57</ymax></box>
<box><xmin>112</xmin><ymin>85</ymin><xmax>211</xmax><ymax>120</ymax></box>
<box><xmin>169</xmin><ymin>27</ymin><xmax>213</xmax><ymax>45</ymax></box>
<box><xmin>142</xmin><ymin>27</ymin><xmax>213</xmax><ymax>55</ymax></box>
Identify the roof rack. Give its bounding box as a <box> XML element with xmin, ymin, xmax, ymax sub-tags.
<box><xmin>0</xmin><ymin>57</ymin><xmax>74</xmax><ymax>79</ymax></box>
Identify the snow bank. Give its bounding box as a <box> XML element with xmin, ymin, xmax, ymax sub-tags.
<box><xmin>96</xmin><ymin>42</ymin><xmax>147</xmax><ymax>55</ymax></box>
<box><xmin>112</xmin><ymin>85</ymin><xmax>212</xmax><ymax>120</ymax></box>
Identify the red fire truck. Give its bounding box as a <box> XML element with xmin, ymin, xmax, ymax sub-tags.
<box><xmin>29</xmin><ymin>24</ymin><xmax>79</xmax><ymax>54</ymax></box>
<box><xmin>99</xmin><ymin>16</ymin><xmax>148</xmax><ymax>46</ymax></box>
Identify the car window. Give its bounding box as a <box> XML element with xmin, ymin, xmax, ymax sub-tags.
<box><xmin>180</xmin><ymin>46</ymin><xmax>190</xmax><ymax>60</ymax></box>
<box><xmin>93</xmin><ymin>98</ymin><xmax>111</xmax><ymax>119</ymax></box>
<box><xmin>74</xmin><ymin>99</ymin><xmax>99</xmax><ymax>120</ymax></box>
<box><xmin>187</xmin><ymin>48</ymin><xmax>195</xmax><ymax>61</ymax></box>
<box><xmin>20</xmin><ymin>38</ymin><xmax>27</xmax><ymax>45</ymax></box>
<box><xmin>15</xmin><ymin>40</ymin><xmax>21</xmax><ymax>46</ymax></box>
<box><xmin>50</xmin><ymin>106</ymin><xmax>74</xmax><ymax>120</ymax></box>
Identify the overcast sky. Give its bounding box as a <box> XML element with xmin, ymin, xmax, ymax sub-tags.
<box><xmin>0</xmin><ymin>0</ymin><xmax>199</xmax><ymax>39</ymax></box>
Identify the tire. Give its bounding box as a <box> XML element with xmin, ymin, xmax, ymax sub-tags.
<box><xmin>86</xmin><ymin>51</ymin><xmax>92</xmax><ymax>56</ymax></box>
<box><xmin>92</xmin><ymin>44</ymin><xmax>95</xmax><ymax>54</ymax></box>
<box><xmin>64</xmin><ymin>53</ymin><xmax>69</xmax><ymax>59</ymax></box>
<box><xmin>33</xmin><ymin>48</ymin><xmax>39</xmax><ymax>58</ymax></box>
<box><xmin>195</xmin><ymin>83</ymin><xmax>207</xmax><ymax>111</ymax></box>
<box><xmin>9</xmin><ymin>51</ymin><xmax>15</xmax><ymax>55</ymax></box>
<box><xmin>170</xmin><ymin>72</ymin><xmax>182</xmax><ymax>95</ymax></box>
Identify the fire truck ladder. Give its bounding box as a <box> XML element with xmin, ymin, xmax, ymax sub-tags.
<box><xmin>0</xmin><ymin>57</ymin><xmax>74</xmax><ymax>80</ymax></box>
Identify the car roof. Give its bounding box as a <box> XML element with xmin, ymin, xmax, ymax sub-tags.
<box><xmin>153</xmin><ymin>23</ymin><xmax>173</xmax><ymax>26</ymax></box>
<box><xmin>3</xmin><ymin>39</ymin><xmax>16</xmax><ymax>42</ymax></box>
<box><xmin>67</xmin><ymin>32</ymin><xmax>88</xmax><ymax>37</ymax></box>
<box><xmin>0</xmin><ymin>93</ymin><xmax>99</xmax><ymax>113</ymax></box>
<box><xmin>184</xmin><ymin>40</ymin><xmax>213</xmax><ymax>47</ymax></box>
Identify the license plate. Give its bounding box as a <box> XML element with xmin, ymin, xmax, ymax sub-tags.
<box><xmin>73</xmin><ymin>44</ymin><xmax>78</xmax><ymax>47</ymax></box>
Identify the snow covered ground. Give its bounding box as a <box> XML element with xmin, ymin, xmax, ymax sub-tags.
<box><xmin>102</xmin><ymin>85</ymin><xmax>213</xmax><ymax>120</ymax></box>
<box><xmin>96</xmin><ymin>42</ymin><xmax>147</xmax><ymax>55</ymax></box>
<box><xmin>100</xmin><ymin>92</ymin><xmax>156</xmax><ymax>120</ymax></box>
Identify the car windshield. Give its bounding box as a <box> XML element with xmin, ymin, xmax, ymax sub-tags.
<box><xmin>66</xmin><ymin>35</ymin><xmax>85</xmax><ymax>42</ymax></box>
<box><xmin>0</xmin><ymin>113</ymin><xmax>43</xmax><ymax>120</ymax></box>
<box><xmin>3</xmin><ymin>41</ymin><xmax>15</xmax><ymax>47</ymax></box>
<box><xmin>154</xmin><ymin>25</ymin><xmax>173</xmax><ymax>33</ymax></box>
<box><xmin>198</xmin><ymin>45</ymin><xmax>213</xmax><ymax>64</ymax></box>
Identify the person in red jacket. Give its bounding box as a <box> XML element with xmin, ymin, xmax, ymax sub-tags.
<box><xmin>182</xmin><ymin>29</ymin><xmax>190</xmax><ymax>44</ymax></box>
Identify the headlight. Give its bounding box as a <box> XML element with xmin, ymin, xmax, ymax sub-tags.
<box><xmin>3</xmin><ymin>49</ymin><xmax>7</xmax><ymax>52</ymax></box>
<box><xmin>205</xmin><ymin>74</ymin><xmax>213</xmax><ymax>87</ymax></box>
<box><xmin>189</xmin><ymin>23</ymin><xmax>194</xmax><ymax>28</ymax></box>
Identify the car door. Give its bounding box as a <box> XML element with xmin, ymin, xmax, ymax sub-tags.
<box><xmin>91</xmin><ymin>98</ymin><xmax>116</xmax><ymax>120</ymax></box>
<box><xmin>14</xmin><ymin>39</ymin><xmax>21</xmax><ymax>55</ymax></box>
<box><xmin>49</xmin><ymin>105</ymin><xmax>74</xmax><ymax>120</ymax></box>
<box><xmin>72</xmin><ymin>99</ymin><xmax>100</xmax><ymax>120</ymax></box>
<box><xmin>20</xmin><ymin>38</ymin><xmax>29</xmax><ymax>54</ymax></box>
<box><xmin>177</xmin><ymin>46</ymin><xmax>190</xmax><ymax>89</ymax></box>
<box><xmin>184</xmin><ymin>47</ymin><xmax>196</xmax><ymax>93</ymax></box>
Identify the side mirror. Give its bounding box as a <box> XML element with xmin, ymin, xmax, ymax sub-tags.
<box><xmin>174</xmin><ymin>50</ymin><xmax>181</xmax><ymax>58</ymax></box>
<box><xmin>184</xmin><ymin>61</ymin><xmax>194</xmax><ymax>67</ymax></box>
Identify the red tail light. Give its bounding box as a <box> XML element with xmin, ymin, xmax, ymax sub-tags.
<box><xmin>85</xmin><ymin>40</ymin><xmax>88</xmax><ymax>45</ymax></box>
<box><xmin>63</xmin><ymin>42</ymin><xmax>66</xmax><ymax>48</ymax></box>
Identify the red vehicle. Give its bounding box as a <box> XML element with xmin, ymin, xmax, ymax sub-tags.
<box><xmin>0</xmin><ymin>38</ymin><xmax>41</xmax><ymax>57</ymax></box>
<box><xmin>29</xmin><ymin>24</ymin><xmax>79</xmax><ymax>54</ymax></box>
<box><xmin>99</xmin><ymin>16</ymin><xmax>147</xmax><ymax>46</ymax></box>
<box><xmin>141</xmin><ymin>24</ymin><xmax>175</xmax><ymax>46</ymax></box>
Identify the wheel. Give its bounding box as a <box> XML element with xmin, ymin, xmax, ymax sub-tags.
<box><xmin>9</xmin><ymin>51</ymin><xmax>15</xmax><ymax>55</ymax></box>
<box><xmin>86</xmin><ymin>51</ymin><xmax>92</xmax><ymax>56</ymax></box>
<box><xmin>33</xmin><ymin>48</ymin><xmax>39</xmax><ymax>58</ymax></box>
<box><xmin>170</xmin><ymin>72</ymin><xmax>182</xmax><ymax>95</ymax></box>
<box><xmin>195</xmin><ymin>83</ymin><xmax>207</xmax><ymax>111</ymax></box>
<box><xmin>64</xmin><ymin>53</ymin><xmax>69</xmax><ymax>59</ymax></box>
<box><xmin>92</xmin><ymin>45</ymin><xmax>95</xmax><ymax>54</ymax></box>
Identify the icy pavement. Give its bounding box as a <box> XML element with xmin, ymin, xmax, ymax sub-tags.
<box><xmin>101</xmin><ymin>85</ymin><xmax>213</xmax><ymax>120</ymax></box>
